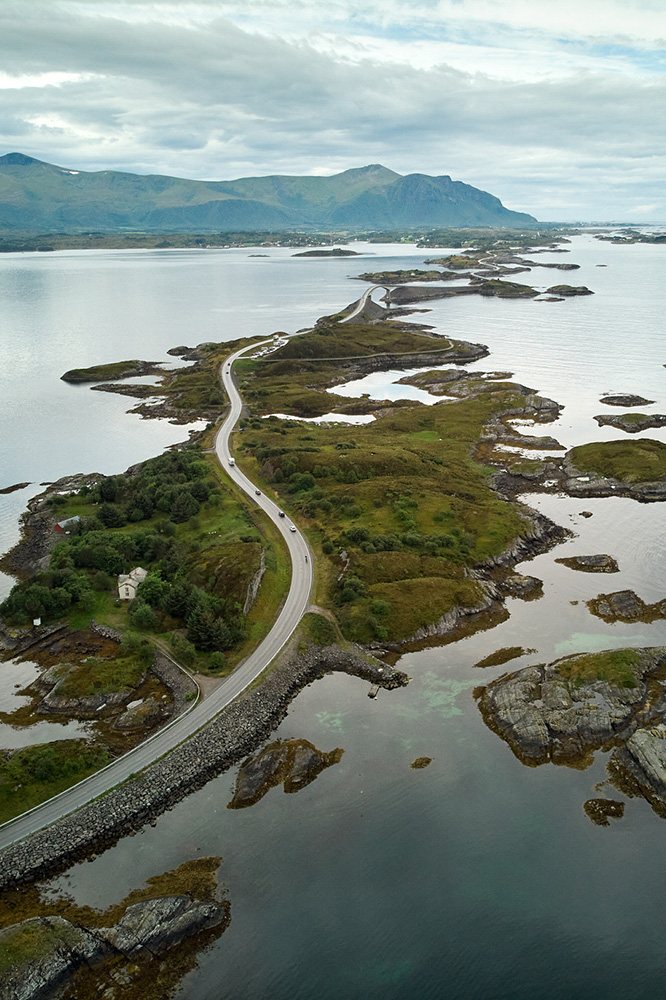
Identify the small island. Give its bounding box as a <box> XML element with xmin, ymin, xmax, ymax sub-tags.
<box><xmin>292</xmin><ymin>247</ymin><xmax>359</xmax><ymax>257</ymax></box>
<box><xmin>476</xmin><ymin>646</ymin><xmax>666</xmax><ymax>766</ymax></box>
<box><xmin>594</xmin><ymin>413</ymin><xmax>666</xmax><ymax>433</ymax></box>
<box><xmin>61</xmin><ymin>359</ymin><xmax>164</xmax><ymax>383</ymax></box>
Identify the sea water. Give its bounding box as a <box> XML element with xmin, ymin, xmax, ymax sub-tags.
<box><xmin>3</xmin><ymin>235</ymin><xmax>666</xmax><ymax>998</ymax></box>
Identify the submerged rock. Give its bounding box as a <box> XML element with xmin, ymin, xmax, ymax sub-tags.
<box><xmin>583</xmin><ymin>798</ymin><xmax>625</xmax><ymax>826</ymax></box>
<box><xmin>476</xmin><ymin>647</ymin><xmax>666</xmax><ymax>765</ymax></box>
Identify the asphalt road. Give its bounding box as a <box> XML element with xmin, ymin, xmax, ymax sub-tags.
<box><xmin>0</xmin><ymin>336</ymin><xmax>313</xmax><ymax>849</ymax></box>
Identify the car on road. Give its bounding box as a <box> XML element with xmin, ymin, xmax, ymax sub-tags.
<box><xmin>255</xmin><ymin>489</ymin><xmax>261</xmax><ymax>496</ymax></box>
<box><xmin>228</xmin><ymin>458</ymin><xmax>235</xmax><ymax>466</ymax></box>
<box><xmin>278</xmin><ymin>510</ymin><xmax>285</xmax><ymax>517</ymax></box>
<box><xmin>289</xmin><ymin>525</ymin><xmax>297</xmax><ymax>532</ymax></box>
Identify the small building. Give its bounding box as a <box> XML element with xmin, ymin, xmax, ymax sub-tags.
<box><xmin>54</xmin><ymin>515</ymin><xmax>81</xmax><ymax>533</ymax></box>
<box><xmin>117</xmin><ymin>566</ymin><xmax>148</xmax><ymax>601</ymax></box>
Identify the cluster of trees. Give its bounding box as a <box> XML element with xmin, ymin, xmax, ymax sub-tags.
<box><xmin>129</xmin><ymin>575</ymin><xmax>246</xmax><ymax>652</ymax></box>
<box><xmin>80</xmin><ymin>447</ymin><xmax>219</xmax><ymax>526</ymax></box>
<box><xmin>0</xmin><ymin>566</ymin><xmax>96</xmax><ymax>624</ymax></box>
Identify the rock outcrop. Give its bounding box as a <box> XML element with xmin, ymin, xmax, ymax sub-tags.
<box><xmin>594</xmin><ymin>413</ymin><xmax>666</xmax><ymax>433</ymax></box>
<box><xmin>476</xmin><ymin>647</ymin><xmax>666</xmax><ymax>765</ymax></box>
<box><xmin>555</xmin><ymin>554</ymin><xmax>619</xmax><ymax>573</ymax></box>
<box><xmin>611</xmin><ymin>726</ymin><xmax>666</xmax><ymax>815</ymax></box>
<box><xmin>0</xmin><ymin>895</ymin><xmax>229</xmax><ymax>1000</ymax></box>
<box><xmin>587</xmin><ymin>590</ymin><xmax>666</xmax><ymax>623</ymax></box>
<box><xmin>228</xmin><ymin>738</ymin><xmax>343</xmax><ymax>808</ymax></box>
<box><xmin>599</xmin><ymin>394</ymin><xmax>654</xmax><ymax>407</ymax></box>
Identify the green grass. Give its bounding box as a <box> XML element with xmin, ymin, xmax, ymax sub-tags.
<box><xmin>0</xmin><ymin>920</ymin><xmax>68</xmax><ymax>976</ymax></box>
<box><xmin>55</xmin><ymin>654</ymin><xmax>146</xmax><ymax>698</ymax></box>
<box><xmin>556</xmin><ymin>649</ymin><xmax>640</xmax><ymax>688</ymax></box>
<box><xmin>301</xmin><ymin>612</ymin><xmax>338</xmax><ymax>645</ymax></box>
<box><xmin>570</xmin><ymin>439</ymin><xmax>666</xmax><ymax>483</ymax></box>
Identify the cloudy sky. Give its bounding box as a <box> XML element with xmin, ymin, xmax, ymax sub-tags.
<box><xmin>2</xmin><ymin>0</ymin><xmax>665</xmax><ymax>221</ymax></box>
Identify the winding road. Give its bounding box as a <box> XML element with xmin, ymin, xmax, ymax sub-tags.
<box><xmin>0</xmin><ymin>332</ymin><xmax>318</xmax><ymax>849</ymax></box>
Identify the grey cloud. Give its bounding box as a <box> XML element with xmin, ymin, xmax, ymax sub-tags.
<box><xmin>1</xmin><ymin>2</ymin><xmax>664</xmax><ymax>218</ymax></box>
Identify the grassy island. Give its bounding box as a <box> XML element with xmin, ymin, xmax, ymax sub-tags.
<box><xmin>569</xmin><ymin>439</ymin><xmax>666</xmax><ymax>483</ymax></box>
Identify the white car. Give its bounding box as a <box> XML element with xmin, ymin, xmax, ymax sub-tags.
<box><xmin>289</xmin><ymin>525</ymin><xmax>297</xmax><ymax>532</ymax></box>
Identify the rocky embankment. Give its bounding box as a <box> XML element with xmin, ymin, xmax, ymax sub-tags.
<box><xmin>0</xmin><ymin>638</ymin><xmax>407</xmax><ymax>890</ymax></box>
<box><xmin>476</xmin><ymin>647</ymin><xmax>666</xmax><ymax>766</ymax></box>
<box><xmin>0</xmin><ymin>895</ymin><xmax>229</xmax><ymax>1000</ymax></box>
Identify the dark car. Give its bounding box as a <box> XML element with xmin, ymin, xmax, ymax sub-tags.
<box><xmin>255</xmin><ymin>489</ymin><xmax>261</xmax><ymax>496</ymax></box>
<box><xmin>278</xmin><ymin>510</ymin><xmax>285</xmax><ymax>517</ymax></box>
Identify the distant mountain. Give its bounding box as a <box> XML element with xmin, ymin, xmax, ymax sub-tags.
<box><xmin>0</xmin><ymin>153</ymin><xmax>536</xmax><ymax>232</ymax></box>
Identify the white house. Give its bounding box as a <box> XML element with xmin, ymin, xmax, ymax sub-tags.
<box><xmin>117</xmin><ymin>566</ymin><xmax>148</xmax><ymax>601</ymax></box>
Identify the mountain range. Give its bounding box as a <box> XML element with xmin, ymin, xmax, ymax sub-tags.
<box><xmin>0</xmin><ymin>153</ymin><xmax>536</xmax><ymax>232</ymax></box>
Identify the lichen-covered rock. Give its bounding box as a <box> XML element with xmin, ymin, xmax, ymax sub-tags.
<box><xmin>588</xmin><ymin>590</ymin><xmax>666</xmax><ymax>623</ymax></box>
<box><xmin>476</xmin><ymin>647</ymin><xmax>666</xmax><ymax>765</ymax></box>
<box><xmin>0</xmin><ymin>916</ymin><xmax>105</xmax><ymax>1000</ymax></box>
<box><xmin>611</xmin><ymin>726</ymin><xmax>666</xmax><ymax>815</ymax></box>
<box><xmin>599</xmin><ymin>394</ymin><xmax>654</xmax><ymax>407</ymax></box>
<box><xmin>501</xmin><ymin>573</ymin><xmax>543</xmax><ymax>599</ymax></box>
<box><xmin>97</xmin><ymin>895</ymin><xmax>228</xmax><ymax>957</ymax></box>
<box><xmin>594</xmin><ymin>413</ymin><xmax>666</xmax><ymax>433</ymax></box>
<box><xmin>0</xmin><ymin>895</ymin><xmax>230</xmax><ymax>1000</ymax></box>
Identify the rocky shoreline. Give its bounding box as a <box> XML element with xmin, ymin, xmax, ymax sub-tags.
<box><xmin>0</xmin><ymin>639</ymin><xmax>407</xmax><ymax>891</ymax></box>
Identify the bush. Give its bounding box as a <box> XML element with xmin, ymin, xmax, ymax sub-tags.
<box><xmin>130</xmin><ymin>603</ymin><xmax>159</xmax><ymax>631</ymax></box>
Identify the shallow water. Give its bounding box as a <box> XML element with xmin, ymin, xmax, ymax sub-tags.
<box><xmin>5</xmin><ymin>235</ymin><xmax>666</xmax><ymax>998</ymax></box>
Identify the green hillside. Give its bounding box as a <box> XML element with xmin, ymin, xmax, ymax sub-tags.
<box><xmin>0</xmin><ymin>153</ymin><xmax>536</xmax><ymax>232</ymax></box>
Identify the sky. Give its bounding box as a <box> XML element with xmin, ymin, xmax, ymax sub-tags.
<box><xmin>1</xmin><ymin>0</ymin><xmax>665</xmax><ymax>221</ymax></box>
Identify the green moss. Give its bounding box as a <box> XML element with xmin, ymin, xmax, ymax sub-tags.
<box><xmin>570</xmin><ymin>439</ymin><xmax>666</xmax><ymax>483</ymax></box>
<box><xmin>55</xmin><ymin>654</ymin><xmax>146</xmax><ymax>698</ymax></box>
<box><xmin>557</xmin><ymin>649</ymin><xmax>640</xmax><ymax>688</ymax></box>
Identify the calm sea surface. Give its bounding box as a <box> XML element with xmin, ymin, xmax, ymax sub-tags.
<box><xmin>3</xmin><ymin>236</ymin><xmax>666</xmax><ymax>997</ymax></box>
